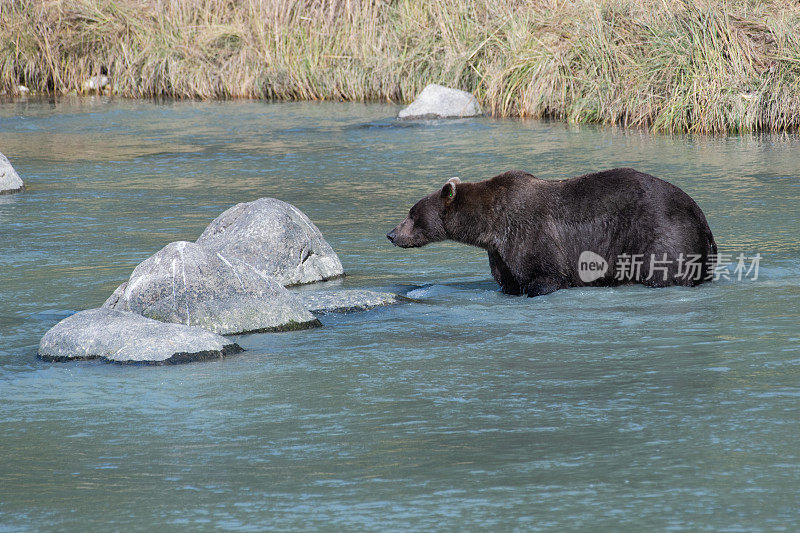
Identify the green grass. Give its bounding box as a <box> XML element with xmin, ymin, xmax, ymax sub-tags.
<box><xmin>2</xmin><ymin>0</ymin><xmax>800</xmax><ymax>133</ymax></box>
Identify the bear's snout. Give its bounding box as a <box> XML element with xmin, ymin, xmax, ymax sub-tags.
<box><xmin>388</xmin><ymin>216</ymin><xmax>428</xmax><ymax>248</ymax></box>
<box><xmin>387</xmin><ymin>222</ymin><xmax>413</xmax><ymax>248</ymax></box>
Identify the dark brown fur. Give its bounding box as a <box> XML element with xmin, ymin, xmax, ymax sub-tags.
<box><xmin>387</xmin><ymin>168</ymin><xmax>717</xmax><ymax>296</ymax></box>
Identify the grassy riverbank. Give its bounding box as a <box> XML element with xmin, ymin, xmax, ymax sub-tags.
<box><xmin>2</xmin><ymin>0</ymin><xmax>800</xmax><ymax>133</ymax></box>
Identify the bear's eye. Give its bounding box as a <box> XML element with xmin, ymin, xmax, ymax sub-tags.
<box><xmin>448</xmin><ymin>188</ymin><xmax>454</xmax><ymax>198</ymax></box>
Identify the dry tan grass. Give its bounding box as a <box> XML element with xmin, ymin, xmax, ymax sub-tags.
<box><xmin>2</xmin><ymin>0</ymin><xmax>800</xmax><ymax>132</ymax></box>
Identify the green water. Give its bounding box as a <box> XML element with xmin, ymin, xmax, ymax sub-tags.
<box><xmin>1</xmin><ymin>98</ymin><xmax>799</xmax><ymax>530</ymax></box>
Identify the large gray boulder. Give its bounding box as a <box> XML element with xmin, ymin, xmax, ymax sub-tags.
<box><xmin>103</xmin><ymin>241</ymin><xmax>320</xmax><ymax>335</ymax></box>
<box><xmin>38</xmin><ymin>308</ymin><xmax>242</xmax><ymax>364</ymax></box>
<box><xmin>196</xmin><ymin>198</ymin><xmax>343</xmax><ymax>286</ymax></box>
<box><xmin>397</xmin><ymin>84</ymin><xmax>482</xmax><ymax>120</ymax></box>
<box><xmin>0</xmin><ymin>152</ymin><xmax>24</xmax><ymax>194</ymax></box>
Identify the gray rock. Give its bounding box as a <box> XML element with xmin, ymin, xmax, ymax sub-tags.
<box><xmin>104</xmin><ymin>241</ymin><xmax>320</xmax><ymax>335</ymax></box>
<box><xmin>397</xmin><ymin>84</ymin><xmax>482</xmax><ymax>120</ymax></box>
<box><xmin>103</xmin><ymin>281</ymin><xmax>128</xmax><ymax>309</ymax></box>
<box><xmin>38</xmin><ymin>308</ymin><xmax>242</xmax><ymax>365</ymax></box>
<box><xmin>196</xmin><ymin>198</ymin><xmax>344</xmax><ymax>286</ymax></box>
<box><xmin>298</xmin><ymin>289</ymin><xmax>398</xmax><ymax>315</ymax></box>
<box><xmin>0</xmin><ymin>153</ymin><xmax>24</xmax><ymax>194</ymax></box>
<box><xmin>83</xmin><ymin>75</ymin><xmax>110</xmax><ymax>91</ymax></box>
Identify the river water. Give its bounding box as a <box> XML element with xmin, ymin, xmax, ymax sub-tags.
<box><xmin>1</xmin><ymin>98</ymin><xmax>798</xmax><ymax>530</ymax></box>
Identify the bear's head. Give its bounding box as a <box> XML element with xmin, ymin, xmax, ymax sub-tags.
<box><xmin>387</xmin><ymin>177</ymin><xmax>461</xmax><ymax>248</ymax></box>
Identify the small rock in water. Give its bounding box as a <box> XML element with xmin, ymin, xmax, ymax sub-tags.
<box><xmin>397</xmin><ymin>84</ymin><xmax>482</xmax><ymax>120</ymax></box>
<box><xmin>298</xmin><ymin>289</ymin><xmax>398</xmax><ymax>315</ymax></box>
<box><xmin>0</xmin><ymin>152</ymin><xmax>25</xmax><ymax>194</ymax></box>
<box><xmin>104</xmin><ymin>241</ymin><xmax>320</xmax><ymax>335</ymax></box>
<box><xmin>38</xmin><ymin>308</ymin><xmax>243</xmax><ymax>365</ymax></box>
<box><xmin>196</xmin><ymin>197</ymin><xmax>344</xmax><ymax>286</ymax></box>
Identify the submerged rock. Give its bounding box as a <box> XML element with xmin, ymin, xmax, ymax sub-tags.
<box><xmin>196</xmin><ymin>198</ymin><xmax>344</xmax><ymax>286</ymax></box>
<box><xmin>298</xmin><ymin>289</ymin><xmax>398</xmax><ymax>315</ymax></box>
<box><xmin>0</xmin><ymin>153</ymin><xmax>24</xmax><ymax>194</ymax></box>
<box><xmin>38</xmin><ymin>308</ymin><xmax>242</xmax><ymax>365</ymax></box>
<box><xmin>103</xmin><ymin>241</ymin><xmax>320</xmax><ymax>335</ymax></box>
<box><xmin>397</xmin><ymin>84</ymin><xmax>482</xmax><ymax>120</ymax></box>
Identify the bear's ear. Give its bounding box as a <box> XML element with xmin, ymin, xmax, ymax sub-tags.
<box><xmin>441</xmin><ymin>177</ymin><xmax>461</xmax><ymax>203</ymax></box>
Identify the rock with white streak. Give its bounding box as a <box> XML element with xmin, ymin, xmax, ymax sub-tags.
<box><xmin>103</xmin><ymin>241</ymin><xmax>320</xmax><ymax>335</ymax></box>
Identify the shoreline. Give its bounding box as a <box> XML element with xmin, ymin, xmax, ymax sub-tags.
<box><xmin>6</xmin><ymin>94</ymin><xmax>800</xmax><ymax>142</ymax></box>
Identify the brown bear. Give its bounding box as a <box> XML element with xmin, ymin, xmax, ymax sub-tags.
<box><xmin>387</xmin><ymin>168</ymin><xmax>717</xmax><ymax>296</ymax></box>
